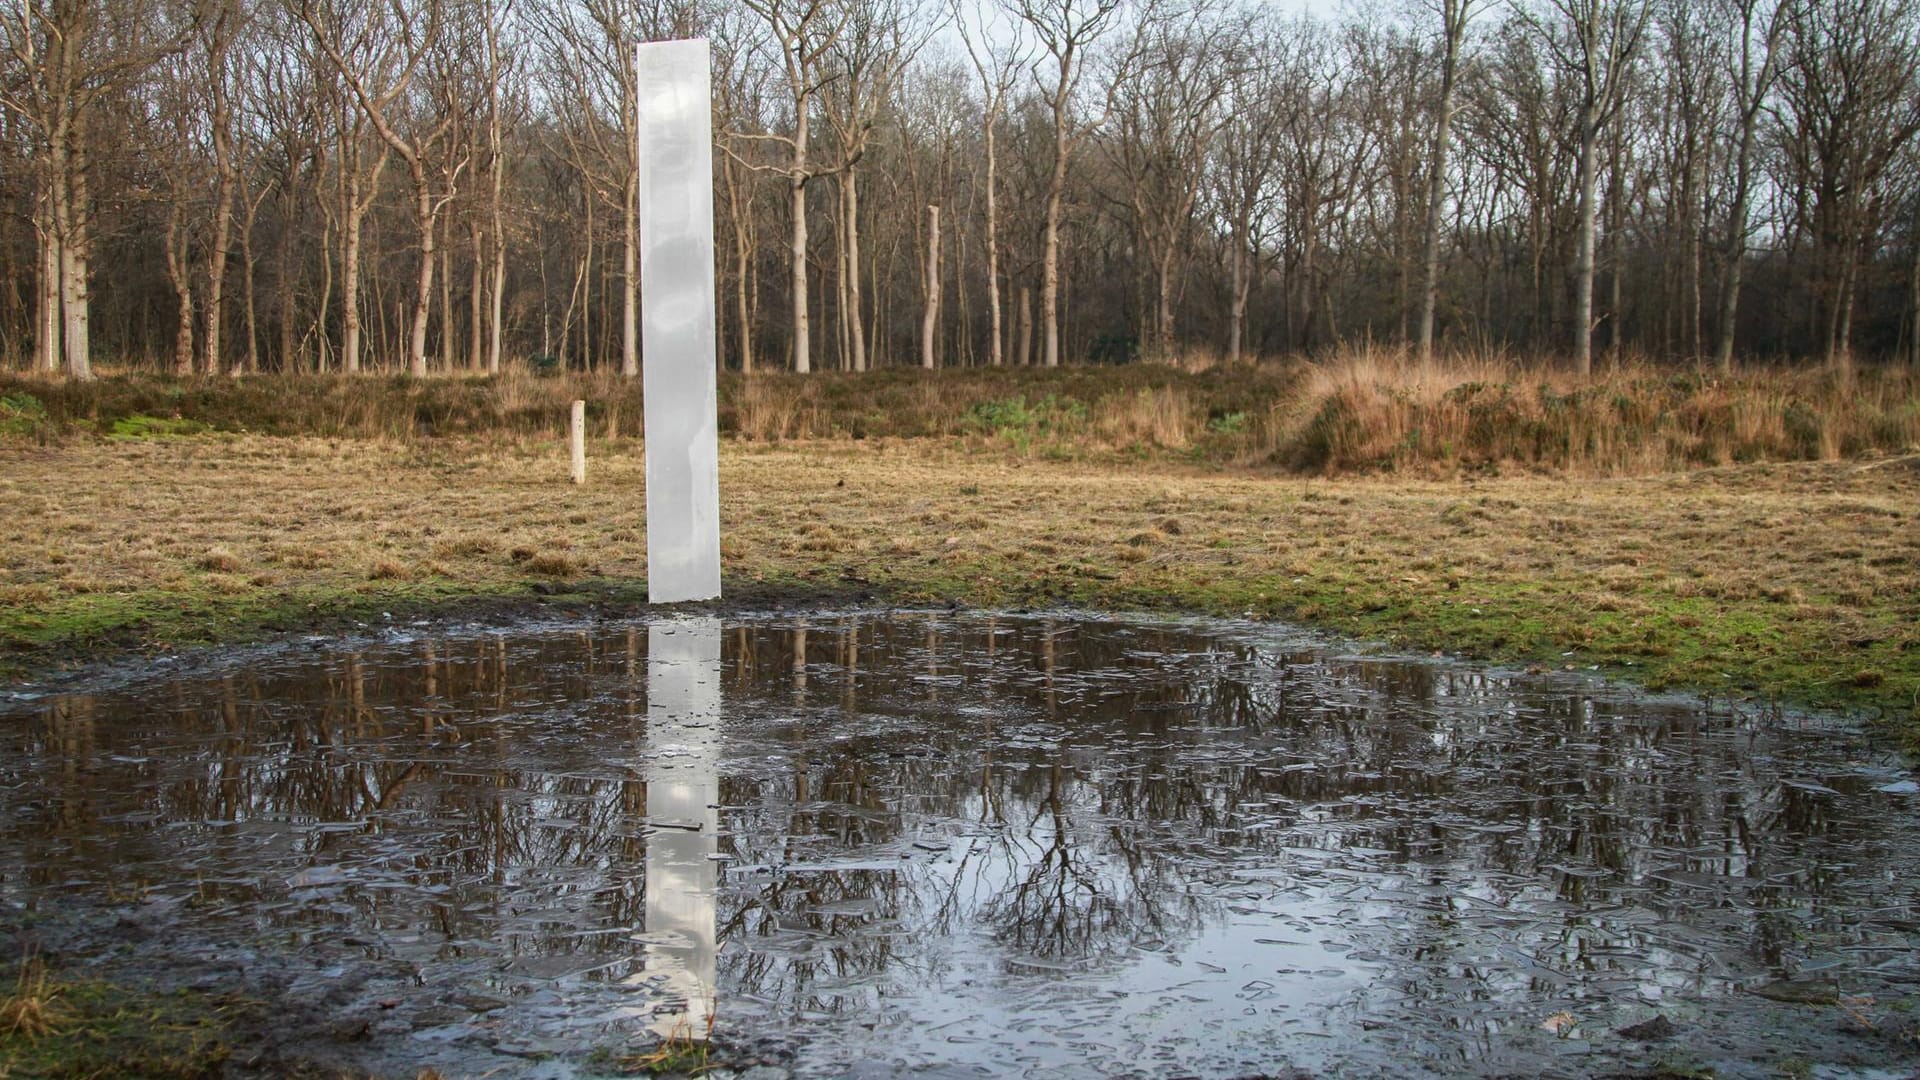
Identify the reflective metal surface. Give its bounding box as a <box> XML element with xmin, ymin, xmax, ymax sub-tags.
<box><xmin>637</xmin><ymin>39</ymin><xmax>721</xmax><ymax>604</ymax></box>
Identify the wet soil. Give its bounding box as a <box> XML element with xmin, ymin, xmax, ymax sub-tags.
<box><xmin>2</xmin><ymin>610</ymin><xmax>1919</xmax><ymax>1079</ymax></box>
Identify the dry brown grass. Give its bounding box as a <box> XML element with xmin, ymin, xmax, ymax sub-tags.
<box><xmin>1283</xmin><ymin>345</ymin><xmax>1920</xmax><ymax>474</ymax></box>
<box><xmin>2</xmin><ymin>432</ymin><xmax>1916</xmax><ymax>721</ymax></box>
<box><xmin>6</xmin><ymin>355</ymin><xmax>1914</xmax><ymax>477</ymax></box>
<box><xmin>1</xmin><ymin>956</ymin><xmax>67</xmax><ymax>1041</ymax></box>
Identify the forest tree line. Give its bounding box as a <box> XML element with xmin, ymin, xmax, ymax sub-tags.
<box><xmin>4</xmin><ymin>0</ymin><xmax>1920</xmax><ymax>381</ymax></box>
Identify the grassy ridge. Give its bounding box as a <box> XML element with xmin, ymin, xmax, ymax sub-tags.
<box><xmin>3</xmin><ymin>350</ymin><xmax>1916</xmax><ymax>473</ymax></box>
<box><xmin>0</xmin><ymin>364</ymin><xmax>1294</xmax><ymax>448</ymax></box>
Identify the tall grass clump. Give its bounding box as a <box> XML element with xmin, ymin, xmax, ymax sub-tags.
<box><xmin>1275</xmin><ymin>346</ymin><xmax>1920</xmax><ymax>474</ymax></box>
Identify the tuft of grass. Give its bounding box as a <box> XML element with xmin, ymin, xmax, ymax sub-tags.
<box><xmin>196</xmin><ymin>547</ymin><xmax>242</xmax><ymax>574</ymax></box>
<box><xmin>0</xmin><ymin>958</ymin><xmax>235</xmax><ymax>1079</ymax></box>
<box><xmin>616</xmin><ymin>1014</ymin><xmax>715</xmax><ymax>1076</ymax></box>
<box><xmin>109</xmin><ymin>414</ymin><xmax>213</xmax><ymax>439</ymax></box>
<box><xmin>369</xmin><ymin>558</ymin><xmax>409</xmax><ymax>580</ymax></box>
<box><xmin>1</xmin><ymin>956</ymin><xmax>68</xmax><ymax>1041</ymax></box>
<box><xmin>524</xmin><ymin>553</ymin><xmax>579</xmax><ymax>577</ymax></box>
<box><xmin>432</xmin><ymin>536</ymin><xmax>497</xmax><ymax>559</ymax></box>
<box><xmin>0</xmin><ymin>392</ymin><xmax>49</xmax><ymax>438</ymax></box>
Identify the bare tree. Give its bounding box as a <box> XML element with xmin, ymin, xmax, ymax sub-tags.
<box><xmin>199</xmin><ymin>0</ymin><xmax>246</xmax><ymax>374</ymax></box>
<box><xmin>1519</xmin><ymin>0</ymin><xmax>1653</xmax><ymax>375</ymax></box>
<box><xmin>301</xmin><ymin>0</ymin><xmax>470</xmax><ymax>377</ymax></box>
<box><xmin>1711</xmin><ymin>0</ymin><xmax>1786</xmax><ymax>372</ymax></box>
<box><xmin>956</xmin><ymin>2</ymin><xmax>1029</xmax><ymax>367</ymax></box>
<box><xmin>481</xmin><ymin>0</ymin><xmax>512</xmax><ymax>373</ymax></box>
<box><xmin>740</xmin><ymin>0</ymin><xmax>847</xmax><ymax>373</ymax></box>
<box><xmin>1108</xmin><ymin>2</ymin><xmax>1238</xmax><ymax>359</ymax></box>
<box><xmin>293</xmin><ymin>0</ymin><xmax>392</xmax><ymax>373</ymax></box>
<box><xmin>153</xmin><ymin>46</ymin><xmax>201</xmax><ymax>373</ymax></box>
<box><xmin>1010</xmin><ymin>0</ymin><xmax>1137</xmax><ymax>367</ymax></box>
<box><xmin>1417</xmin><ymin>0</ymin><xmax>1481</xmax><ymax>360</ymax></box>
<box><xmin>1772</xmin><ymin>0</ymin><xmax>1920</xmax><ymax>372</ymax></box>
<box><xmin>823</xmin><ymin>0</ymin><xmax>929</xmax><ymax>372</ymax></box>
<box><xmin>1211</xmin><ymin>15</ymin><xmax>1289</xmax><ymax>365</ymax></box>
<box><xmin>1</xmin><ymin>0</ymin><xmax>185</xmax><ymax>378</ymax></box>
<box><xmin>713</xmin><ymin>17</ymin><xmax>768</xmax><ymax>372</ymax></box>
<box><xmin>919</xmin><ymin>202</ymin><xmax>939</xmax><ymax>366</ymax></box>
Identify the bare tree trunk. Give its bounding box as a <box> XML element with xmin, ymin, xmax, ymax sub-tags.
<box><xmin>1909</xmin><ymin>223</ymin><xmax>1920</xmax><ymax>366</ymax></box>
<box><xmin>1016</xmin><ymin>284</ymin><xmax>1033</xmax><ymax>367</ymax></box>
<box><xmin>834</xmin><ymin>176</ymin><xmax>851</xmax><ymax>369</ymax></box>
<box><xmin>1686</xmin><ymin>182</ymin><xmax>1702</xmax><ymax>360</ymax></box>
<box><xmin>439</xmin><ymin>228</ymin><xmax>453</xmax><ymax>368</ymax></box>
<box><xmin>468</xmin><ymin>222</ymin><xmax>484</xmax><ymax>370</ymax></box>
<box><xmin>165</xmin><ymin>197</ymin><xmax>194</xmax><ymax>375</ymax></box>
<box><xmin>342</xmin><ymin>172</ymin><xmax>367</xmax><ymax>373</ymax></box>
<box><xmin>488</xmin><ymin>218</ymin><xmax>505</xmax><ymax>373</ymax></box>
<box><xmin>408</xmin><ymin>172</ymin><xmax>436</xmax><ymax>376</ymax></box>
<box><xmin>790</xmin><ymin>165</ymin><xmax>811</xmax><ymax>373</ymax></box>
<box><xmin>486</xmin><ymin>10</ymin><xmax>506</xmax><ymax>375</ymax></box>
<box><xmin>204</xmin><ymin>91</ymin><xmax>236</xmax><ymax>375</ymax></box>
<box><xmin>280</xmin><ymin>215</ymin><xmax>300</xmax><ymax>371</ymax></box>
<box><xmin>1155</xmin><ymin>239</ymin><xmax>1177</xmax><ymax>356</ymax></box>
<box><xmin>1417</xmin><ymin>0</ymin><xmax>1466</xmax><ymax>362</ymax></box>
<box><xmin>34</xmin><ymin>202</ymin><xmax>59</xmax><ymax>374</ymax></box>
<box><xmin>239</xmin><ymin>175</ymin><xmax>264</xmax><ymax>373</ymax></box>
<box><xmin>1571</xmin><ymin>103</ymin><xmax>1599</xmax><ymax>376</ymax></box>
<box><xmin>846</xmin><ymin>169</ymin><xmax>866</xmax><ymax>372</ymax></box>
<box><xmin>955</xmin><ymin>219</ymin><xmax>971</xmax><ymax>365</ymax></box>
<box><xmin>621</xmin><ymin>171</ymin><xmax>638</xmax><ymax>376</ymax></box>
<box><xmin>1606</xmin><ymin>125</ymin><xmax>1625</xmax><ymax>365</ymax></box>
<box><xmin>579</xmin><ymin>193</ymin><xmax>593</xmax><ymax>369</ymax></box>
<box><xmin>921</xmin><ymin>203</ymin><xmax>940</xmax><ymax>369</ymax></box>
<box><xmin>1227</xmin><ymin>240</ymin><xmax>1248</xmax><ymax>365</ymax></box>
<box><xmin>1042</xmin><ymin>121</ymin><xmax>1067</xmax><ymax>367</ymax></box>
<box><xmin>54</xmin><ymin>144</ymin><xmax>90</xmax><ymax>380</ymax></box>
<box><xmin>1833</xmin><ymin>237</ymin><xmax>1858</xmax><ymax>378</ymax></box>
<box><xmin>724</xmin><ymin>152</ymin><xmax>754</xmax><ymax>372</ymax></box>
<box><xmin>58</xmin><ymin>238</ymin><xmax>89</xmax><ymax>379</ymax></box>
<box><xmin>982</xmin><ymin>120</ymin><xmax>1003</xmax><ymax>367</ymax></box>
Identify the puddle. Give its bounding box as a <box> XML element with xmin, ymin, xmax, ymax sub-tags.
<box><xmin>3</xmin><ymin>612</ymin><xmax>1919</xmax><ymax>1078</ymax></box>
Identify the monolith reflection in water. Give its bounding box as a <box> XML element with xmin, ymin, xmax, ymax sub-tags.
<box><xmin>636</xmin><ymin>618</ymin><xmax>721</xmax><ymax>1035</ymax></box>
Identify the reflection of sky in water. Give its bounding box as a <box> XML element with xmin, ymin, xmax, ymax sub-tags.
<box><xmin>2</xmin><ymin>613</ymin><xmax>1918</xmax><ymax>1077</ymax></box>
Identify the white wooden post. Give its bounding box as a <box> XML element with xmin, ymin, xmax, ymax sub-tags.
<box><xmin>569</xmin><ymin>399</ymin><xmax>586</xmax><ymax>485</ymax></box>
<box><xmin>637</xmin><ymin>39</ymin><xmax>722</xmax><ymax>603</ymax></box>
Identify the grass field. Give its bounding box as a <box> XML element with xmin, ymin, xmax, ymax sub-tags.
<box><xmin>2</xmin><ymin>429</ymin><xmax>1915</xmax><ymax>732</ymax></box>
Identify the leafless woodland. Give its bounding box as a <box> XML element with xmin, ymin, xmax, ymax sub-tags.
<box><xmin>3</xmin><ymin>0</ymin><xmax>1919</xmax><ymax>380</ymax></box>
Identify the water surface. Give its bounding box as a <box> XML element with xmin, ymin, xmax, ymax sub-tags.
<box><xmin>3</xmin><ymin>612</ymin><xmax>1917</xmax><ymax>1078</ymax></box>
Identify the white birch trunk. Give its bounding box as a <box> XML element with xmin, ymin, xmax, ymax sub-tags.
<box><xmin>921</xmin><ymin>204</ymin><xmax>940</xmax><ymax>369</ymax></box>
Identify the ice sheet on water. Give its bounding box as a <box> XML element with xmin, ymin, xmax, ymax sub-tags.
<box><xmin>4</xmin><ymin>611</ymin><xmax>1919</xmax><ymax>1078</ymax></box>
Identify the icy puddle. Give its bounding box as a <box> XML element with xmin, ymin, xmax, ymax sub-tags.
<box><xmin>3</xmin><ymin>612</ymin><xmax>1919</xmax><ymax>1079</ymax></box>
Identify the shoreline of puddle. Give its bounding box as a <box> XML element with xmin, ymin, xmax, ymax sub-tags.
<box><xmin>3</xmin><ymin>608</ymin><xmax>1917</xmax><ymax>1079</ymax></box>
